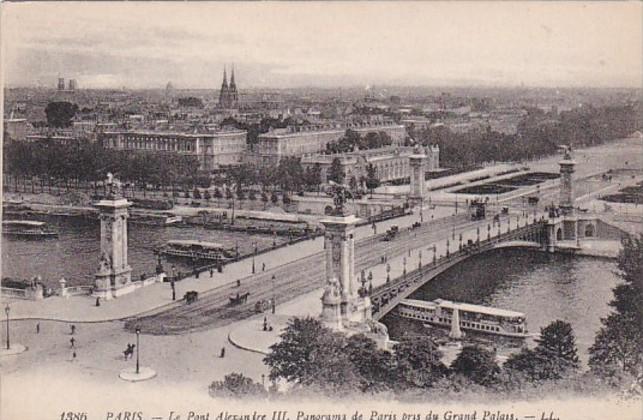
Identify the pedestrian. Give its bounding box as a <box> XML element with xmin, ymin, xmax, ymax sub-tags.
<box><xmin>237</xmin><ymin>279</ymin><xmax>241</xmax><ymax>288</ymax></box>
<box><xmin>220</xmin><ymin>347</ymin><xmax>226</xmax><ymax>358</ymax></box>
<box><xmin>96</xmin><ymin>297</ymin><xmax>101</xmax><ymax>307</ymax></box>
<box><xmin>70</xmin><ymin>337</ymin><xmax>76</xmax><ymax>348</ymax></box>
<box><xmin>262</xmin><ymin>263</ymin><xmax>265</xmax><ymax>272</ymax></box>
<box><xmin>36</xmin><ymin>322</ymin><xmax>40</xmax><ymax>334</ymax></box>
<box><xmin>70</xmin><ymin>324</ymin><xmax>76</xmax><ymax>335</ymax></box>
<box><xmin>72</xmin><ymin>351</ymin><xmax>77</xmax><ymax>361</ymax></box>
<box><xmin>210</xmin><ymin>268</ymin><xmax>214</xmax><ymax>277</ymax></box>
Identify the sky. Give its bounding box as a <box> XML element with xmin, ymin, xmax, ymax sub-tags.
<box><xmin>1</xmin><ymin>2</ymin><xmax>642</xmax><ymax>89</ymax></box>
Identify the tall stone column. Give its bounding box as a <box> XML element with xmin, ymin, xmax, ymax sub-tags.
<box><xmin>559</xmin><ymin>148</ymin><xmax>576</xmax><ymax>216</ymax></box>
<box><xmin>409</xmin><ymin>147</ymin><xmax>427</xmax><ymax>208</ymax></box>
<box><xmin>93</xmin><ymin>175</ymin><xmax>132</xmax><ymax>300</ymax></box>
<box><xmin>322</xmin><ymin>215</ymin><xmax>359</xmax><ymax>319</ymax></box>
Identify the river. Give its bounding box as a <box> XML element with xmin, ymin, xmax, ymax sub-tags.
<box><xmin>1</xmin><ymin>215</ymin><xmax>286</xmax><ymax>287</ymax></box>
<box><xmin>382</xmin><ymin>248</ymin><xmax>621</xmax><ymax>362</ymax></box>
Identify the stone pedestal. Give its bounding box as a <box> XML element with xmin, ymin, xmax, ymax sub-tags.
<box><xmin>409</xmin><ymin>152</ymin><xmax>427</xmax><ymax>208</ymax></box>
<box><xmin>322</xmin><ymin>215</ymin><xmax>359</xmax><ymax>320</ymax></box>
<box><xmin>559</xmin><ymin>154</ymin><xmax>576</xmax><ymax>216</ymax></box>
<box><xmin>320</xmin><ymin>279</ymin><xmax>343</xmax><ymax>331</ymax></box>
<box><xmin>320</xmin><ymin>214</ymin><xmax>372</xmax><ymax>328</ymax></box>
<box><xmin>93</xmin><ymin>197</ymin><xmax>132</xmax><ymax>300</ymax></box>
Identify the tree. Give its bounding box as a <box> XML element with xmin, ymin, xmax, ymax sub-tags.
<box><xmin>345</xmin><ymin>334</ymin><xmax>397</xmax><ymax>392</ymax></box>
<box><xmin>328</xmin><ymin>158</ymin><xmax>345</xmax><ymax>184</ymax></box>
<box><xmin>208</xmin><ymin>373</ymin><xmax>266</xmax><ymax>399</ymax></box>
<box><xmin>365</xmin><ymin>163</ymin><xmax>380</xmax><ymax>198</ymax></box>
<box><xmin>589</xmin><ymin>235</ymin><xmax>643</xmax><ymax>382</ymax></box>
<box><xmin>45</xmin><ymin>102</ymin><xmax>79</xmax><ymax>128</ymax></box>
<box><xmin>504</xmin><ymin>320</ymin><xmax>579</xmax><ymax>381</ymax></box>
<box><xmin>450</xmin><ymin>345</ymin><xmax>500</xmax><ymax>386</ymax></box>
<box><xmin>534</xmin><ymin>320</ymin><xmax>579</xmax><ymax>378</ymax></box>
<box><xmin>394</xmin><ymin>336</ymin><xmax>447</xmax><ymax>388</ymax></box>
<box><xmin>263</xmin><ymin>317</ymin><xmax>361</xmax><ymax>392</ymax></box>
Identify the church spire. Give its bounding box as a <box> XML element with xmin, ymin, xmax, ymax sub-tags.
<box><xmin>222</xmin><ymin>65</ymin><xmax>228</xmax><ymax>88</ymax></box>
<box><xmin>230</xmin><ymin>64</ymin><xmax>236</xmax><ymax>87</ymax></box>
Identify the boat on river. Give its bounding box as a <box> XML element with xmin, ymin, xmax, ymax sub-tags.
<box><xmin>397</xmin><ymin>298</ymin><xmax>529</xmax><ymax>338</ymax></box>
<box><xmin>130</xmin><ymin>212</ymin><xmax>183</xmax><ymax>226</ymax></box>
<box><xmin>2</xmin><ymin>220</ymin><xmax>59</xmax><ymax>238</ymax></box>
<box><xmin>157</xmin><ymin>239</ymin><xmax>236</xmax><ymax>262</ymax></box>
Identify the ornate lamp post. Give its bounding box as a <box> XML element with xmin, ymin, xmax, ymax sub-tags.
<box><xmin>418</xmin><ymin>250</ymin><xmax>422</xmax><ymax>269</ymax></box>
<box><xmin>476</xmin><ymin>227</ymin><xmax>480</xmax><ymax>244</ymax></box>
<box><xmin>4</xmin><ymin>304</ymin><xmax>10</xmax><ymax>350</ymax></box>
<box><xmin>252</xmin><ymin>242</ymin><xmax>257</xmax><ymax>274</ymax></box>
<box><xmin>271</xmin><ymin>275</ymin><xmax>276</xmax><ymax>314</ymax></box>
<box><xmin>171</xmin><ymin>265</ymin><xmax>177</xmax><ymax>301</ymax></box>
<box><xmin>386</xmin><ymin>263</ymin><xmax>391</xmax><ymax>283</ymax></box>
<box><xmin>488</xmin><ymin>224</ymin><xmax>491</xmax><ymax>240</ymax></box>
<box><xmin>459</xmin><ymin>233</ymin><xmax>463</xmax><ymax>251</ymax></box>
<box><xmin>135</xmin><ymin>327</ymin><xmax>141</xmax><ymax>374</ymax></box>
<box><xmin>446</xmin><ymin>238</ymin><xmax>450</xmax><ymax>257</ymax></box>
<box><xmin>402</xmin><ymin>257</ymin><xmax>407</xmax><ymax>277</ymax></box>
<box><xmin>367</xmin><ymin>271</ymin><xmax>373</xmax><ymax>294</ymax></box>
<box><xmin>432</xmin><ymin>245</ymin><xmax>437</xmax><ymax>263</ymax></box>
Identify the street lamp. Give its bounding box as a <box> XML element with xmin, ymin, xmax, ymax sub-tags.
<box><xmin>271</xmin><ymin>275</ymin><xmax>276</xmax><ymax>314</ymax></box>
<box><xmin>135</xmin><ymin>327</ymin><xmax>141</xmax><ymax>374</ymax></box>
<box><xmin>386</xmin><ymin>263</ymin><xmax>391</xmax><ymax>283</ymax></box>
<box><xmin>252</xmin><ymin>242</ymin><xmax>257</xmax><ymax>274</ymax></box>
<box><xmin>402</xmin><ymin>257</ymin><xmax>407</xmax><ymax>277</ymax></box>
<box><xmin>418</xmin><ymin>250</ymin><xmax>422</xmax><ymax>268</ymax></box>
<box><xmin>4</xmin><ymin>304</ymin><xmax>10</xmax><ymax>350</ymax></box>
<box><xmin>171</xmin><ymin>265</ymin><xmax>177</xmax><ymax>301</ymax></box>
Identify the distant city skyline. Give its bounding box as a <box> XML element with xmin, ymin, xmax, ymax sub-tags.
<box><xmin>2</xmin><ymin>2</ymin><xmax>641</xmax><ymax>89</ymax></box>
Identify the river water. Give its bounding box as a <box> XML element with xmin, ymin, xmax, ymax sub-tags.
<box><xmin>382</xmin><ymin>248</ymin><xmax>621</xmax><ymax>362</ymax></box>
<box><xmin>1</xmin><ymin>215</ymin><xmax>285</xmax><ymax>286</ymax></box>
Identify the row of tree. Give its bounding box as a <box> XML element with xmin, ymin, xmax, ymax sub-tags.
<box><xmin>415</xmin><ymin>104</ymin><xmax>640</xmax><ymax>168</ymax></box>
<box><xmin>3</xmin><ymin>141</ymin><xmax>201</xmax><ymax>193</ymax></box>
<box><xmin>325</xmin><ymin>130</ymin><xmax>393</xmax><ymax>154</ymax></box>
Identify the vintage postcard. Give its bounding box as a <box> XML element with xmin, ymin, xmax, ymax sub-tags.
<box><xmin>1</xmin><ymin>2</ymin><xmax>641</xmax><ymax>420</ymax></box>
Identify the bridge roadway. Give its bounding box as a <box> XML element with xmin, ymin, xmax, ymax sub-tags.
<box><xmin>369</xmin><ymin>220</ymin><xmax>546</xmax><ymax>320</ymax></box>
<box><xmin>128</xmin><ymin>211</ymin><xmax>528</xmax><ymax>334</ymax></box>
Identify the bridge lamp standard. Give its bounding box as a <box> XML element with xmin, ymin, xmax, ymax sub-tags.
<box><xmin>402</xmin><ymin>257</ymin><xmax>407</xmax><ymax>277</ymax></box>
<box><xmin>386</xmin><ymin>264</ymin><xmax>391</xmax><ymax>284</ymax></box>
<box><xmin>433</xmin><ymin>245</ymin><xmax>437</xmax><ymax>263</ymax></box>
<box><xmin>418</xmin><ymin>250</ymin><xmax>422</xmax><ymax>269</ymax></box>
<box><xmin>253</xmin><ymin>242</ymin><xmax>259</xmax><ymax>273</ymax></box>
<box><xmin>135</xmin><ymin>327</ymin><xmax>141</xmax><ymax>375</ymax></box>
<box><xmin>4</xmin><ymin>304</ymin><xmax>10</xmax><ymax>350</ymax></box>
<box><xmin>271</xmin><ymin>275</ymin><xmax>276</xmax><ymax>314</ymax></box>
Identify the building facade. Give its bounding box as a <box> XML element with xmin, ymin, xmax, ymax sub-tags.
<box><xmin>253</xmin><ymin>121</ymin><xmax>407</xmax><ymax>165</ymax></box>
<box><xmin>301</xmin><ymin>145</ymin><xmax>439</xmax><ymax>184</ymax></box>
<box><xmin>99</xmin><ymin>128</ymin><xmax>247</xmax><ymax>171</ymax></box>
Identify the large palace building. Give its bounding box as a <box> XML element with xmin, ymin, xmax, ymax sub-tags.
<box><xmin>99</xmin><ymin>128</ymin><xmax>247</xmax><ymax>171</ymax></box>
<box><xmin>218</xmin><ymin>66</ymin><xmax>239</xmax><ymax>109</ymax></box>
<box><xmin>301</xmin><ymin>145</ymin><xmax>439</xmax><ymax>184</ymax></box>
<box><xmin>252</xmin><ymin>120</ymin><xmax>407</xmax><ymax>165</ymax></box>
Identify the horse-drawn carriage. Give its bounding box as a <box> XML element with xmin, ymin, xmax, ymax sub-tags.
<box><xmin>254</xmin><ymin>299</ymin><xmax>272</xmax><ymax>313</ymax></box>
<box><xmin>184</xmin><ymin>290</ymin><xmax>199</xmax><ymax>304</ymax></box>
<box><xmin>229</xmin><ymin>291</ymin><xmax>250</xmax><ymax>306</ymax></box>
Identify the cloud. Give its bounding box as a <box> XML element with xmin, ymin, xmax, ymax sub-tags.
<box><xmin>2</xmin><ymin>2</ymin><xmax>641</xmax><ymax>88</ymax></box>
